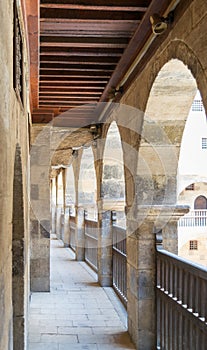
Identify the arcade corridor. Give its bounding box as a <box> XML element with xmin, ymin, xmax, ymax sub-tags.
<box><xmin>28</xmin><ymin>237</ymin><xmax>135</xmax><ymax>350</ymax></box>
<box><xmin>1</xmin><ymin>1</ymin><xmax>207</xmax><ymax>349</ymax></box>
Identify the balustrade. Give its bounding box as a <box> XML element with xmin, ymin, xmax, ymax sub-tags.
<box><xmin>84</xmin><ymin>214</ymin><xmax>98</xmax><ymax>272</ymax></box>
<box><xmin>112</xmin><ymin>212</ymin><xmax>127</xmax><ymax>306</ymax></box>
<box><xmin>156</xmin><ymin>234</ymin><xmax>207</xmax><ymax>349</ymax></box>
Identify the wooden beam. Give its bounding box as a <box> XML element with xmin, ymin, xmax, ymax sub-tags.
<box><xmin>40</xmin><ymin>35</ymin><xmax>129</xmax><ymax>44</ymax></box>
<box><xmin>39</xmin><ymin>99</ymin><xmax>98</xmax><ymax>103</ymax></box>
<box><xmin>25</xmin><ymin>0</ymin><xmax>39</xmax><ymax>109</ymax></box>
<box><xmin>100</xmin><ymin>0</ymin><xmax>179</xmax><ymax>102</ymax></box>
<box><xmin>39</xmin><ymin>85</ymin><xmax>105</xmax><ymax>89</ymax></box>
<box><xmin>40</xmin><ymin>50</ymin><xmax>122</xmax><ymax>57</ymax></box>
<box><xmin>41</xmin><ymin>30</ymin><xmax>133</xmax><ymax>39</ymax></box>
<box><xmin>40</xmin><ymin>56</ymin><xmax>118</xmax><ymax>64</ymax></box>
<box><xmin>39</xmin><ymin>92</ymin><xmax>102</xmax><ymax>96</ymax></box>
<box><xmin>40</xmin><ymin>72</ymin><xmax>111</xmax><ymax>78</ymax></box>
<box><xmin>32</xmin><ymin>112</ymin><xmax>54</xmax><ymax>123</ymax></box>
<box><xmin>40</xmin><ymin>66</ymin><xmax>114</xmax><ymax>72</ymax></box>
<box><xmin>40</xmin><ymin>42</ymin><xmax>127</xmax><ymax>49</ymax></box>
<box><xmin>40</xmin><ymin>20</ymin><xmax>138</xmax><ymax>33</ymax></box>
<box><xmin>40</xmin><ymin>4</ymin><xmax>148</xmax><ymax>12</ymax></box>
<box><xmin>39</xmin><ymin>79</ymin><xmax>109</xmax><ymax>83</ymax></box>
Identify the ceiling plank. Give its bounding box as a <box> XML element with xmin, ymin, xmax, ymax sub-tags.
<box><xmin>40</xmin><ymin>50</ymin><xmax>122</xmax><ymax>57</ymax></box>
<box><xmin>40</xmin><ymin>67</ymin><xmax>114</xmax><ymax>73</ymax></box>
<box><xmin>41</xmin><ymin>57</ymin><xmax>117</xmax><ymax>68</ymax></box>
<box><xmin>40</xmin><ymin>72</ymin><xmax>111</xmax><ymax>78</ymax></box>
<box><xmin>40</xmin><ymin>0</ymin><xmax>151</xmax><ymax>6</ymax></box>
<box><xmin>40</xmin><ymin>20</ymin><xmax>138</xmax><ymax>33</ymax></box>
<box><xmin>39</xmin><ymin>92</ymin><xmax>102</xmax><ymax>96</ymax></box>
<box><xmin>39</xmin><ymin>79</ymin><xmax>109</xmax><ymax>83</ymax></box>
<box><xmin>40</xmin><ymin>36</ymin><xmax>129</xmax><ymax>44</ymax></box>
<box><xmin>39</xmin><ymin>85</ymin><xmax>105</xmax><ymax>89</ymax></box>
<box><xmin>100</xmin><ymin>0</ymin><xmax>179</xmax><ymax>102</ymax></box>
<box><xmin>40</xmin><ymin>9</ymin><xmax>144</xmax><ymax>21</ymax></box>
<box><xmin>40</xmin><ymin>42</ymin><xmax>127</xmax><ymax>49</ymax></box>
<box><xmin>40</xmin><ymin>4</ymin><xmax>148</xmax><ymax>12</ymax></box>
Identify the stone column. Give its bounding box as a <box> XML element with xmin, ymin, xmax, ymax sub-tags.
<box><xmin>63</xmin><ymin>207</ymin><xmax>70</xmax><ymax>247</ymax></box>
<box><xmin>51</xmin><ymin>177</ymin><xmax>56</xmax><ymax>235</ymax></box>
<box><xmin>98</xmin><ymin>210</ymin><xmax>113</xmax><ymax>287</ymax></box>
<box><xmin>56</xmin><ymin>205</ymin><xmax>62</xmax><ymax>239</ymax></box>
<box><xmin>127</xmin><ymin>204</ymin><xmax>189</xmax><ymax>349</ymax></box>
<box><xmin>75</xmin><ymin>206</ymin><xmax>85</xmax><ymax>261</ymax></box>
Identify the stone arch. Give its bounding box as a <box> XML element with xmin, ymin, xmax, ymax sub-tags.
<box><xmin>102</xmin><ymin>121</ymin><xmax>126</xmax><ymax>217</ymax></box>
<box><xmin>147</xmin><ymin>39</ymin><xmax>207</xmax><ymax>114</ymax></box>
<box><xmin>65</xmin><ymin>165</ymin><xmax>76</xmax><ymax>211</ymax></box>
<box><xmin>12</xmin><ymin>145</ymin><xmax>25</xmax><ymax>350</ymax></box>
<box><xmin>56</xmin><ymin>170</ymin><xmax>64</xmax><ymax>239</ymax></box>
<box><xmin>78</xmin><ymin>147</ymin><xmax>97</xmax><ymax>218</ymax></box>
<box><xmin>142</xmin><ymin>58</ymin><xmax>197</xmax><ymax>207</ymax></box>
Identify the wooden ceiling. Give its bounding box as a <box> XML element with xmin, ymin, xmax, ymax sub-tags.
<box><xmin>26</xmin><ymin>0</ymin><xmax>181</xmax><ymax>126</ymax></box>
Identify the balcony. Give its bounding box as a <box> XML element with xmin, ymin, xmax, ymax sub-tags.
<box><xmin>178</xmin><ymin>210</ymin><xmax>207</xmax><ymax>227</ymax></box>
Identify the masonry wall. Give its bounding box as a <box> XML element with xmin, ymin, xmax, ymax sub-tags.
<box><xmin>113</xmin><ymin>1</ymin><xmax>207</xmax><ymax>347</ymax></box>
<box><xmin>0</xmin><ymin>1</ymin><xmax>30</xmax><ymax>349</ymax></box>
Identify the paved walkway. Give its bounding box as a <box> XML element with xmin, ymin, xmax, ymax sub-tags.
<box><xmin>28</xmin><ymin>237</ymin><xmax>135</xmax><ymax>350</ymax></box>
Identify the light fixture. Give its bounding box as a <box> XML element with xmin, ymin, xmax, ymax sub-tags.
<box><xmin>108</xmin><ymin>86</ymin><xmax>124</xmax><ymax>99</ymax></box>
<box><xmin>150</xmin><ymin>11</ymin><xmax>174</xmax><ymax>35</ymax></box>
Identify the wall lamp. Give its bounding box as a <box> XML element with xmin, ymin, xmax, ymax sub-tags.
<box><xmin>108</xmin><ymin>86</ymin><xmax>124</xmax><ymax>100</ymax></box>
<box><xmin>150</xmin><ymin>11</ymin><xmax>174</xmax><ymax>35</ymax></box>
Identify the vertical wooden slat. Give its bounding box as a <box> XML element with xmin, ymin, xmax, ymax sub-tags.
<box><xmin>156</xmin><ymin>247</ymin><xmax>207</xmax><ymax>349</ymax></box>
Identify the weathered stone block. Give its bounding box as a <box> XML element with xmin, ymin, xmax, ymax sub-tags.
<box><xmin>31</xmin><ymin>184</ymin><xmax>39</xmax><ymax>200</ymax></box>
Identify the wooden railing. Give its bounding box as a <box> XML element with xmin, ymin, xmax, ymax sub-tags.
<box><xmin>69</xmin><ymin>214</ymin><xmax>76</xmax><ymax>252</ymax></box>
<box><xmin>156</xmin><ymin>234</ymin><xmax>207</xmax><ymax>349</ymax></box>
<box><xmin>84</xmin><ymin>215</ymin><xmax>98</xmax><ymax>272</ymax></box>
<box><xmin>178</xmin><ymin>209</ymin><xmax>207</xmax><ymax>227</ymax></box>
<box><xmin>112</xmin><ymin>212</ymin><xmax>127</xmax><ymax>306</ymax></box>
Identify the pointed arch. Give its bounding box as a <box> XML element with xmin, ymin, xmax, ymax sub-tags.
<box><xmin>79</xmin><ymin>147</ymin><xmax>97</xmax><ymax>219</ymax></box>
<box><xmin>102</xmin><ymin>121</ymin><xmax>126</xmax><ymax>225</ymax></box>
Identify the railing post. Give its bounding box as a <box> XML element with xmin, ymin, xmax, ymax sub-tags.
<box><xmin>75</xmin><ymin>206</ymin><xmax>85</xmax><ymax>261</ymax></box>
<box><xmin>97</xmin><ymin>210</ymin><xmax>113</xmax><ymax>287</ymax></box>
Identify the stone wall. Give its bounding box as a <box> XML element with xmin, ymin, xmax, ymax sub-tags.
<box><xmin>105</xmin><ymin>1</ymin><xmax>207</xmax><ymax>347</ymax></box>
<box><xmin>0</xmin><ymin>0</ymin><xmax>30</xmax><ymax>349</ymax></box>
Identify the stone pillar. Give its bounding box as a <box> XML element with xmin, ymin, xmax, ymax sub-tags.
<box><xmin>30</xmin><ymin>216</ymin><xmax>50</xmax><ymax>292</ymax></box>
<box><xmin>63</xmin><ymin>207</ymin><xmax>70</xmax><ymax>247</ymax></box>
<box><xmin>56</xmin><ymin>205</ymin><xmax>62</xmax><ymax>239</ymax></box>
<box><xmin>98</xmin><ymin>210</ymin><xmax>113</xmax><ymax>287</ymax></box>
<box><xmin>75</xmin><ymin>206</ymin><xmax>85</xmax><ymax>261</ymax></box>
<box><xmin>30</xmin><ymin>126</ymin><xmax>51</xmax><ymax>292</ymax></box>
<box><xmin>51</xmin><ymin>177</ymin><xmax>56</xmax><ymax>235</ymax></box>
<box><xmin>127</xmin><ymin>204</ymin><xmax>189</xmax><ymax>349</ymax></box>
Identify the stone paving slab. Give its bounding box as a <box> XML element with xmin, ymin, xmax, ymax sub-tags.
<box><xmin>28</xmin><ymin>238</ymin><xmax>135</xmax><ymax>350</ymax></box>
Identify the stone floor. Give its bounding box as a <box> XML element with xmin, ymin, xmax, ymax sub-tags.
<box><xmin>28</xmin><ymin>237</ymin><xmax>135</xmax><ymax>350</ymax></box>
